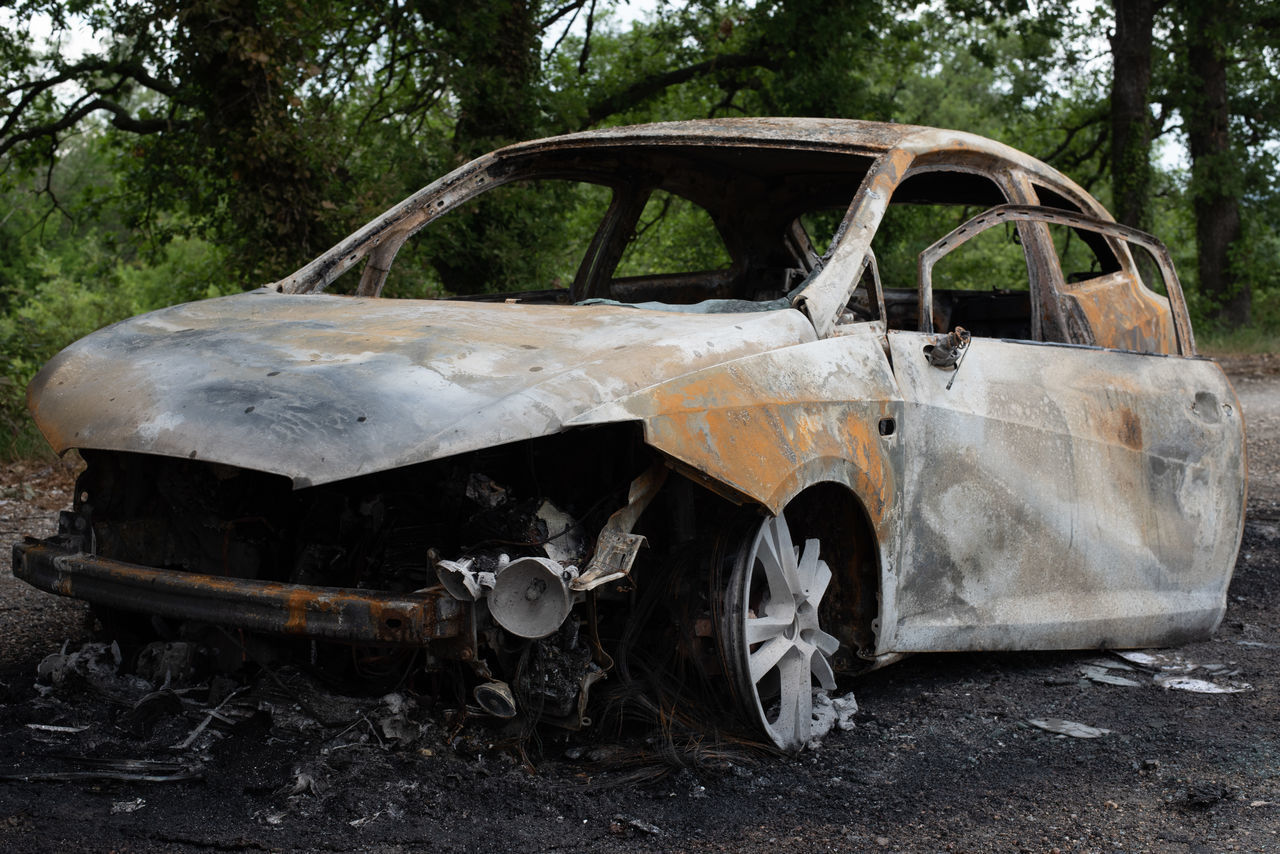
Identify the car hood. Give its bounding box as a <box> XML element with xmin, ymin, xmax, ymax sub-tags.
<box><xmin>29</xmin><ymin>290</ymin><xmax>817</xmax><ymax>487</ymax></box>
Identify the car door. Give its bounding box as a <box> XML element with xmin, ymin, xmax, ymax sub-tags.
<box><xmin>882</xmin><ymin>207</ymin><xmax>1245</xmax><ymax>653</ymax></box>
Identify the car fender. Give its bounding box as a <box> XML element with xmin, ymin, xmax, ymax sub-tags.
<box><xmin>569</xmin><ymin>330</ymin><xmax>903</xmax><ymax>532</ymax></box>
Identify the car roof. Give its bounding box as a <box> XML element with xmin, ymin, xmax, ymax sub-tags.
<box><xmin>496</xmin><ymin>117</ymin><xmax>1099</xmax><ymax>212</ymax></box>
<box><xmin>501</xmin><ymin>117</ymin><xmax>1017</xmax><ymax>161</ymax></box>
<box><xmin>272</xmin><ymin>118</ymin><xmax>1107</xmax><ymax>298</ymax></box>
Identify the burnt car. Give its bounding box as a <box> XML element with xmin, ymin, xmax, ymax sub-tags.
<box><xmin>13</xmin><ymin>119</ymin><xmax>1245</xmax><ymax>751</ymax></box>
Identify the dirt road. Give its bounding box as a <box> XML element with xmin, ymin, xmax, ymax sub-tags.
<box><xmin>0</xmin><ymin>356</ymin><xmax>1276</xmax><ymax>854</ymax></box>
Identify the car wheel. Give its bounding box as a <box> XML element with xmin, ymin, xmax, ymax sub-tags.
<box><xmin>721</xmin><ymin>510</ymin><xmax>840</xmax><ymax>751</ymax></box>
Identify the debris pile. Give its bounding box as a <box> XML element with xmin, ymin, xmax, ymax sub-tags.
<box><xmin>1026</xmin><ymin>718</ymin><xmax>1113</xmax><ymax>739</ymax></box>
<box><xmin>8</xmin><ymin>639</ymin><xmax>466</xmax><ymax>796</ymax></box>
<box><xmin>9</xmin><ymin>633</ymin><xmax>836</xmax><ymax>817</ymax></box>
<box><xmin>808</xmin><ymin>690</ymin><xmax>860</xmax><ymax>748</ymax></box>
<box><xmin>1077</xmin><ymin>650</ymin><xmax>1252</xmax><ymax>694</ymax></box>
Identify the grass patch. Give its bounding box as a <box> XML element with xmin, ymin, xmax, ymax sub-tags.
<box><xmin>1197</xmin><ymin>324</ymin><xmax>1280</xmax><ymax>356</ymax></box>
<box><xmin>1</xmin><ymin>418</ymin><xmax>56</xmax><ymax>464</ymax></box>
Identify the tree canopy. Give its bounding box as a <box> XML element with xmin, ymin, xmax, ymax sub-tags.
<box><xmin>1</xmin><ymin>0</ymin><xmax>1278</xmax><ymax>454</ymax></box>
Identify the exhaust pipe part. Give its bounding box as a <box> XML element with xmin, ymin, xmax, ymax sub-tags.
<box><xmin>488</xmin><ymin>556</ymin><xmax>577</xmax><ymax>639</ymax></box>
<box><xmin>437</xmin><ymin>558</ymin><xmax>497</xmax><ymax>602</ymax></box>
<box><xmin>473</xmin><ymin>680</ymin><xmax>518</xmax><ymax>718</ymax></box>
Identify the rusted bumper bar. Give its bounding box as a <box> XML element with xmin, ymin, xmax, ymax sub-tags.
<box><xmin>13</xmin><ymin>539</ymin><xmax>468</xmax><ymax>645</ymax></box>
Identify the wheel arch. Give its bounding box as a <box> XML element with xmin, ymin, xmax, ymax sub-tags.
<box><xmin>694</xmin><ymin>468</ymin><xmax>885</xmax><ymax>672</ymax></box>
<box><xmin>775</xmin><ymin>478</ymin><xmax>883</xmax><ymax>671</ymax></box>
<box><xmin>654</xmin><ymin>452</ymin><xmax>895</xmax><ymax>670</ymax></box>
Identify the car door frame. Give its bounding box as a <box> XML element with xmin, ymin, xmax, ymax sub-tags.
<box><xmin>915</xmin><ymin>204</ymin><xmax>1196</xmax><ymax>355</ymax></box>
<box><xmin>880</xmin><ymin>203</ymin><xmax>1243</xmax><ymax>653</ymax></box>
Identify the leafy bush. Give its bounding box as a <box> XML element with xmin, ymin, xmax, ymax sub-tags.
<box><xmin>0</xmin><ymin>233</ymin><xmax>232</xmax><ymax>459</ymax></box>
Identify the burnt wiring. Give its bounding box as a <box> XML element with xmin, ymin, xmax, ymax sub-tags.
<box><xmin>592</xmin><ymin>541</ymin><xmax>775</xmax><ymax>775</ymax></box>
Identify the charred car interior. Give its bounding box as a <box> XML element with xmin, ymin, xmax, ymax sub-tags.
<box><xmin>13</xmin><ymin>119</ymin><xmax>1246</xmax><ymax>752</ymax></box>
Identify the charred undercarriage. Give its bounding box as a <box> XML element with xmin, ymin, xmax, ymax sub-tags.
<box><xmin>16</xmin><ymin>425</ymin><xmax>879</xmax><ymax>742</ymax></box>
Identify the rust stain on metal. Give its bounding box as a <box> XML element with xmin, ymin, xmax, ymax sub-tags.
<box><xmin>28</xmin><ymin>296</ymin><xmax>817</xmax><ymax>487</ymax></box>
<box><xmin>14</xmin><ymin>541</ymin><xmax>467</xmax><ymax>645</ymax></box>
<box><xmin>1067</xmin><ymin>275</ymin><xmax>1178</xmax><ymax>354</ymax></box>
<box><xmin>886</xmin><ymin>330</ymin><xmax>1243</xmax><ymax>653</ymax></box>
<box><xmin>283</xmin><ymin>588</ymin><xmax>312</xmax><ymax>636</ymax></box>
<box><xmin>586</xmin><ymin>334</ymin><xmax>902</xmax><ymax>536</ymax></box>
<box><xmin>917</xmin><ymin>205</ymin><xmax>1194</xmax><ymax>355</ymax></box>
<box><xmin>1115</xmin><ymin>406</ymin><xmax>1143</xmax><ymax>451</ymax></box>
<box><xmin>9</xmin><ymin>118</ymin><xmax>1249</xmax><ymax>741</ymax></box>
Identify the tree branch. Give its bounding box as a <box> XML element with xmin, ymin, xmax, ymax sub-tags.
<box><xmin>1</xmin><ymin>57</ymin><xmax>180</xmax><ymax>147</ymax></box>
<box><xmin>577</xmin><ymin>0</ymin><xmax>597</xmax><ymax>75</ymax></box>
<box><xmin>539</xmin><ymin>0</ymin><xmax>590</xmax><ymax>32</ymax></box>
<box><xmin>1039</xmin><ymin>109</ymin><xmax>1107</xmax><ymax>166</ymax></box>
<box><xmin>25</xmin><ymin>58</ymin><xmax>180</xmax><ymax>98</ymax></box>
<box><xmin>1055</xmin><ymin>122</ymin><xmax>1109</xmax><ymax>174</ymax></box>
<box><xmin>0</xmin><ymin>97</ymin><xmax>178</xmax><ymax>158</ymax></box>
<box><xmin>581</xmin><ymin>52</ymin><xmax>774</xmax><ymax>128</ymax></box>
<box><xmin>543</xmin><ymin>1</ymin><xmax>586</xmax><ymax>62</ymax></box>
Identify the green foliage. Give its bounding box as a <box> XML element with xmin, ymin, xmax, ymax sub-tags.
<box><xmin>614</xmin><ymin>190</ymin><xmax>731</xmax><ymax>277</ymax></box>
<box><xmin>1196</xmin><ymin>316</ymin><xmax>1280</xmax><ymax>355</ymax></box>
<box><xmin>0</xmin><ymin>226</ymin><xmax>228</xmax><ymax>457</ymax></box>
<box><xmin>1</xmin><ymin>0</ymin><xmax>1279</xmax><ymax>461</ymax></box>
<box><xmin>873</xmin><ymin>203</ymin><xmax>1029</xmax><ymax>294</ymax></box>
<box><xmin>384</xmin><ymin>179</ymin><xmax>614</xmax><ymax>298</ymax></box>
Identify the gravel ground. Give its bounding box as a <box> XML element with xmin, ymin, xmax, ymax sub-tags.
<box><xmin>0</xmin><ymin>456</ymin><xmax>90</xmax><ymax>668</ymax></box>
<box><xmin>1218</xmin><ymin>352</ymin><xmax>1280</xmax><ymax>512</ymax></box>
<box><xmin>0</xmin><ymin>358</ymin><xmax>1276</xmax><ymax>854</ymax></box>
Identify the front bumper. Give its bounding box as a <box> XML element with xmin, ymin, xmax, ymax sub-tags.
<box><xmin>13</xmin><ymin>537</ymin><xmax>469</xmax><ymax>646</ymax></box>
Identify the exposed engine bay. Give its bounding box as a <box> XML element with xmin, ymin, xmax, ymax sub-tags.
<box><xmin>32</xmin><ymin>425</ymin><xmax>735</xmax><ymax>730</ymax></box>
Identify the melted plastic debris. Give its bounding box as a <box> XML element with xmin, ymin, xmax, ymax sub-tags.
<box><xmin>611</xmin><ymin>815</ymin><xmax>662</xmax><ymax>836</ymax></box>
<box><xmin>807</xmin><ymin>690</ymin><xmax>859</xmax><ymax>747</ymax></box>
<box><xmin>1153</xmin><ymin>675</ymin><xmax>1252</xmax><ymax>694</ymax></box>
<box><xmin>38</xmin><ymin>640</ymin><xmax>142</xmax><ymax>690</ymax></box>
<box><xmin>1108</xmin><ymin>650</ymin><xmax>1251</xmax><ymax>693</ymax></box>
<box><xmin>1079</xmin><ymin>665</ymin><xmax>1143</xmax><ymax>687</ymax></box>
<box><xmin>465</xmin><ymin>473</ymin><xmax>509</xmax><ymax>508</ymax></box>
<box><xmin>25</xmin><ymin>723</ymin><xmax>89</xmax><ymax>734</ymax></box>
<box><xmin>1113</xmin><ymin>650</ymin><xmax>1198</xmax><ymax>673</ymax></box>
<box><xmin>1026</xmin><ymin>718</ymin><xmax>1114</xmax><ymax>739</ymax></box>
<box><xmin>136</xmin><ymin>641</ymin><xmax>200</xmax><ymax>687</ymax></box>
<box><xmin>535</xmin><ymin>499</ymin><xmax>585</xmax><ymax>565</ymax></box>
<box><xmin>111</xmin><ymin>798</ymin><xmax>146</xmax><ymax>814</ymax></box>
<box><xmin>0</xmin><ymin>758</ymin><xmax>202</xmax><ymax>783</ymax></box>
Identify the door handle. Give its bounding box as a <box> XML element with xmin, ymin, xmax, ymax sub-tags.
<box><xmin>923</xmin><ymin>326</ymin><xmax>971</xmax><ymax>368</ymax></box>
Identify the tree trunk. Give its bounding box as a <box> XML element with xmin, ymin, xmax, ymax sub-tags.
<box><xmin>171</xmin><ymin>0</ymin><xmax>338</xmax><ymax>279</ymax></box>
<box><xmin>412</xmin><ymin>0</ymin><xmax>543</xmax><ymax>294</ymax></box>
<box><xmin>446</xmin><ymin>0</ymin><xmax>541</xmax><ymax>159</ymax></box>
<box><xmin>1182</xmin><ymin>3</ymin><xmax>1250</xmax><ymax>327</ymax></box>
<box><xmin>1109</xmin><ymin>0</ymin><xmax>1155</xmax><ymax>230</ymax></box>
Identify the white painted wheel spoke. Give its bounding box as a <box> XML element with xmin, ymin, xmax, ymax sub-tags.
<box><xmin>808</xmin><ymin>559</ymin><xmax>832</xmax><ymax>604</ymax></box>
<box><xmin>811</xmin><ymin>647</ymin><xmax>837</xmax><ymax>691</ymax></box>
<box><xmin>774</xmin><ymin>653</ymin><xmax>812</xmax><ymax>745</ymax></box>
<box><xmin>745</xmin><ymin>613</ymin><xmax>792</xmax><ymax>645</ymax></box>
<box><xmin>728</xmin><ymin>512</ymin><xmax>844</xmax><ymax>752</ymax></box>
<box><xmin>813</xmin><ymin>628</ymin><xmax>840</xmax><ymax>657</ymax></box>
<box><xmin>767</xmin><ymin>513</ymin><xmax>802</xmax><ymax>595</ymax></box>
<box><xmin>797</xmin><ymin>538</ymin><xmax>821</xmax><ymax>591</ymax></box>
<box><xmin>755</xmin><ymin>531</ymin><xmax>792</xmax><ymax>603</ymax></box>
<box><xmin>749</xmin><ymin>635</ymin><xmax>791</xmax><ymax>684</ymax></box>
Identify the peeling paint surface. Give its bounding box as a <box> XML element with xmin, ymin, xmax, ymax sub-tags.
<box><xmin>575</xmin><ymin>326</ymin><xmax>901</xmax><ymax>527</ymax></box>
<box><xmin>29</xmin><ymin>292</ymin><xmax>814</xmax><ymax>486</ymax></box>
<box><xmin>1066</xmin><ymin>273</ymin><xmax>1178</xmax><ymax>354</ymax></box>
<box><xmin>886</xmin><ymin>331</ymin><xmax>1245</xmax><ymax>651</ymax></box>
<box><xmin>13</xmin><ymin>117</ymin><xmax>1249</xmax><ymax>700</ymax></box>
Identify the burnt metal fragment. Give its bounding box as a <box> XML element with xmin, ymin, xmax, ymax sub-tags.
<box><xmin>14</xmin><ymin>539</ymin><xmax>468</xmax><ymax>646</ymax></box>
